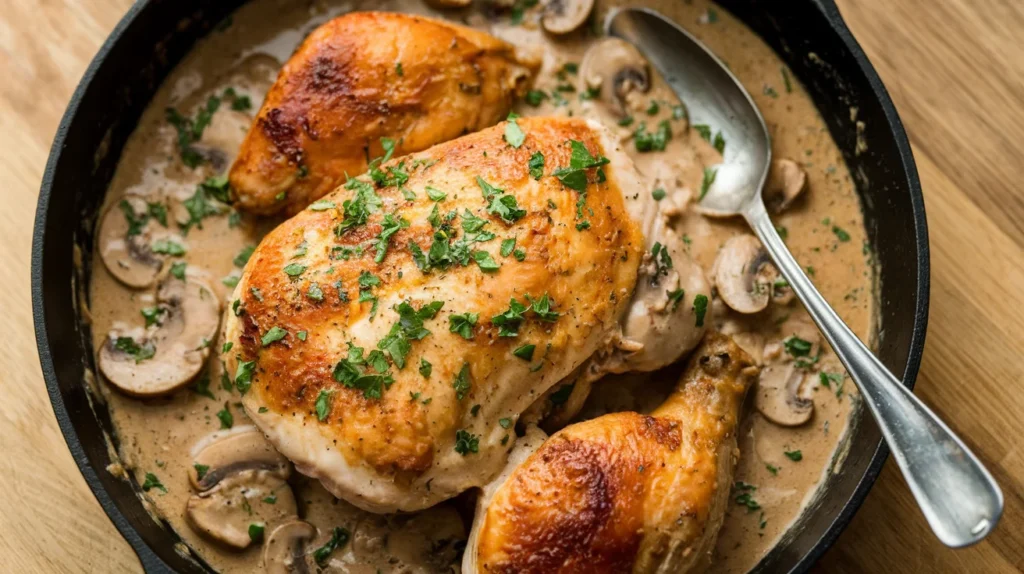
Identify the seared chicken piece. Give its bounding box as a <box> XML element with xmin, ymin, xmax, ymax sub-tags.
<box><xmin>228</xmin><ymin>12</ymin><xmax>538</xmax><ymax>215</ymax></box>
<box><xmin>224</xmin><ymin>117</ymin><xmax>710</xmax><ymax>513</ymax></box>
<box><xmin>465</xmin><ymin>334</ymin><xmax>758</xmax><ymax>573</ymax></box>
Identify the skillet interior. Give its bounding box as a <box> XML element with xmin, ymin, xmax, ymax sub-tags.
<box><xmin>31</xmin><ymin>1</ymin><xmax>928</xmax><ymax>572</ymax></box>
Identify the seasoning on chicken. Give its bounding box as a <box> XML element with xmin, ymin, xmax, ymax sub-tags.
<box><xmin>223</xmin><ymin>116</ymin><xmax>711</xmax><ymax>513</ymax></box>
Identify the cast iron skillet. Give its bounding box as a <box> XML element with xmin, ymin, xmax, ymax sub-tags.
<box><xmin>31</xmin><ymin>0</ymin><xmax>928</xmax><ymax>572</ymax></box>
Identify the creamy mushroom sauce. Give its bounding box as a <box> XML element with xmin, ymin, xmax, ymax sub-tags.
<box><xmin>87</xmin><ymin>0</ymin><xmax>874</xmax><ymax>571</ymax></box>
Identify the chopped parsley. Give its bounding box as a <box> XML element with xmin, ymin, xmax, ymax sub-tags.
<box><xmin>165</xmin><ymin>96</ymin><xmax>220</xmax><ymax>168</ymax></box>
<box><xmin>832</xmin><ymin>225</ymin><xmax>851</xmax><ymax>242</ymax></box>
<box><xmin>114</xmin><ymin>336</ymin><xmax>156</xmax><ymax>363</ymax></box>
<box><xmin>234</xmin><ymin>360</ymin><xmax>256</xmax><ymax>394</ymax></box>
<box><xmin>478</xmin><ymin>177</ymin><xmax>527</xmax><ymax>224</ymax></box>
<box><xmin>216</xmin><ymin>404</ymin><xmax>233</xmax><ymax>429</ymax></box>
<box><xmin>491</xmin><ymin>297</ymin><xmax>528</xmax><ymax>337</ymax></box>
<box><xmin>713</xmin><ymin>131</ymin><xmax>726</xmax><ymax>154</ymax></box>
<box><xmin>313</xmin><ymin>527</ymin><xmax>351</xmax><ymax>566</ymax></box>
<box><xmin>652</xmin><ymin>188</ymin><xmax>666</xmax><ymax>201</ymax></box>
<box><xmin>528</xmin><ymin>151</ymin><xmax>545</xmax><ymax>180</ymax></box>
<box><xmin>336</xmin><ymin>178</ymin><xmax>382</xmax><ymax>234</ymax></box>
<box><xmin>426</xmin><ymin>186</ymin><xmax>447</xmax><ymax>201</ymax></box>
<box><xmin>504</xmin><ymin>112</ymin><xmax>526</xmax><ymax>148</ymax></box>
<box><xmin>193</xmin><ymin>464</ymin><xmax>209</xmax><ymax>480</ymax></box>
<box><xmin>170</xmin><ymin>261</ymin><xmax>187</xmax><ymax>280</ymax></box>
<box><xmin>528</xmin><ymin>293</ymin><xmax>559</xmax><ymax>321</ymax></box>
<box><xmin>141</xmin><ymin>472</ymin><xmax>167</xmax><ymax>493</ymax></box>
<box><xmin>500</xmin><ymin>237</ymin><xmax>516</xmax><ymax>257</ymax></box>
<box><xmin>472</xmin><ymin>250</ymin><xmax>500</xmax><ymax>272</ymax></box>
<box><xmin>419</xmin><ymin>358</ymin><xmax>432</xmax><ymax>378</ymax></box>
<box><xmin>667</xmin><ymin>288</ymin><xmax>685</xmax><ymax>311</ymax></box>
<box><xmin>650</xmin><ymin>242</ymin><xmax>674</xmax><ymax>283</ymax></box>
<box><xmin>261</xmin><ymin>326</ymin><xmax>288</xmax><ymax>346</ymax></box>
<box><xmin>151</xmin><ymin>239</ymin><xmax>185</xmax><ymax>256</ymax></box>
<box><xmin>315</xmin><ymin>389</ymin><xmax>333</xmax><ymax>422</ymax></box>
<box><xmin>332</xmin><ymin>344</ymin><xmax>394</xmax><ymax>399</ymax></box>
<box><xmin>370</xmin><ymin>213</ymin><xmax>409</xmax><ymax>263</ymax></box>
<box><xmin>693</xmin><ymin>294</ymin><xmax>709</xmax><ymax>327</ymax></box>
<box><xmin>693</xmin><ymin>124</ymin><xmax>712</xmax><ymax>142</ymax></box>
<box><xmin>449</xmin><ymin>312</ymin><xmax>478</xmax><ymax>340</ymax></box>
<box><xmin>140</xmin><ymin>306</ymin><xmax>165</xmax><ymax>328</ymax></box>
<box><xmin>377</xmin><ymin>300</ymin><xmax>444</xmax><ymax>369</ymax></box>
<box><xmin>512</xmin><ymin>344</ymin><xmax>535</xmax><ymax>361</ymax></box>
<box><xmin>734</xmin><ymin>482</ymin><xmax>760</xmax><ymax>511</ymax></box>
<box><xmin>784</xmin><ymin>450</ymin><xmax>803</xmax><ymax>462</ymax></box>
<box><xmin>452</xmin><ymin>363</ymin><xmax>472</xmax><ymax>401</ymax></box>
<box><xmin>499</xmin><ymin>417</ymin><xmax>513</xmax><ymax>429</ymax></box>
<box><xmin>454</xmin><ymin>429</ymin><xmax>479</xmax><ymax>455</ymax></box>
<box><xmin>248</xmin><ymin>523</ymin><xmax>265</xmax><ymax>543</ymax></box>
<box><xmin>783</xmin><ymin>336</ymin><xmax>813</xmax><ymax>358</ymax></box>
<box><xmin>634</xmin><ymin>120</ymin><xmax>672</xmax><ymax>152</ymax></box>
<box><xmin>524</xmin><ymin>89</ymin><xmax>548</xmax><ymax>107</ymax></box>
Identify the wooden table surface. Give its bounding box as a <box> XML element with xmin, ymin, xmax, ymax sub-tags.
<box><xmin>1</xmin><ymin>0</ymin><xmax>1021</xmax><ymax>572</ymax></box>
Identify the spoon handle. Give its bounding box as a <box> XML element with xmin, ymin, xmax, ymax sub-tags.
<box><xmin>745</xmin><ymin>201</ymin><xmax>1003</xmax><ymax>548</ymax></box>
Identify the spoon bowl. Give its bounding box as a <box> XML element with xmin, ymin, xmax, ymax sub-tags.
<box><xmin>607</xmin><ymin>7</ymin><xmax>770</xmax><ymax>217</ymax></box>
<box><xmin>607</xmin><ymin>6</ymin><xmax>1002</xmax><ymax>550</ymax></box>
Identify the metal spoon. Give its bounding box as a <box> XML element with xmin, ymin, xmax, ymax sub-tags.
<box><xmin>606</xmin><ymin>7</ymin><xmax>1002</xmax><ymax>548</ymax></box>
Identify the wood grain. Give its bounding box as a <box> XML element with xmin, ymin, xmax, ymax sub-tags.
<box><xmin>0</xmin><ymin>0</ymin><xmax>1019</xmax><ymax>572</ymax></box>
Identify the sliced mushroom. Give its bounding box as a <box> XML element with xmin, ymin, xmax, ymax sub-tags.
<box><xmin>713</xmin><ymin>235</ymin><xmax>778</xmax><ymax>314</ymax></box>
<box><xmin>578</xmin><ymin>37</ymin><xmax>651</xmax><ymax>118</ymax></box>
<box><xmin>764</xmin><ymin>158</ymin><xmax>807</xmax><ymax>213</ymax></box>
<box><xmin>99</xmin><ymin>277</ymin><xmax>221</xmax><ymax>396</ymax></box>
<box><xmin>186</xmin><ymin>469</ymin><xmax>298</xmax><ymax>549</ymax></box>
<box><xmin>98</xmin><ymin>196</ymin><xmax>165</xmax><ymax>288</ymax></box>
<box><xmin>754</xmin><ymin>362</ymin><xmax>813</xmax><ymax>426</ymax></box>
<box><xmin>542</xmin><ymin>0</ymin><xmax>593</xmax><ymax>35</ymax></box>
<box><xmin>263</xmin><ymin>519</ymin><xmax>317</xmax><ymax>574</ymax></box>
<box><xmin>190</xmin><ymin>428</ymin><xmax>292</xmax><ymax>491</ymax></box>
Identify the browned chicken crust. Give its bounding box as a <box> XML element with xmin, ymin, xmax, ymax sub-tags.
<box><xmin>229</xmin><ymin>11</ymin><xmax>538</xmax><ymax>215</ymax></box>
<box><xmin>473</xmin><ymin>334</ymin><xmax>758</xmax><ymax>573</ymax></box>
<box><xmin>226</xmin><ymin>117</ymin><xmax>646</xmax><ymax>511</ymax></box>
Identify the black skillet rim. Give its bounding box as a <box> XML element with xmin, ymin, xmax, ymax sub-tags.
<box><xmin>31</xmin><ymin>0</ymin><xmax>929</xmax><ymax>571</ymax></box>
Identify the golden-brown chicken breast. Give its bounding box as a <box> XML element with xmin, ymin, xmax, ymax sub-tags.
<box><xmin>228</xmin><ymin>11</ymin><xmax>538</xmax><ymax>215</ymax></box>
<box><xmin>465</xmin><ymin>334</ymin><xmax>758</xmax><ymax>574</ymax></box>
<box><xmin>223</xmin><ymin>116</ymin><xmax>710</xmax><ymax>513</ymax></box>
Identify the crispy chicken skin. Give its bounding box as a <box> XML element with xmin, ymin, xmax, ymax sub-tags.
<box><xmin>465</xmin><ymin>334</ymin><xmax>758</xmax><ymax>574</ymax></box>
<box><xmin>228</xmin><ymin>12</ymin><xmax>538</xmax><ymax>215</ymax></box>
<box><xmin>225</xmin><ymin>117</ymin><xmax>676</xmax><ymax>513</ymax></box>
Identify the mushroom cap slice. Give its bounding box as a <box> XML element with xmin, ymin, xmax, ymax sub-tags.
<box><xmin>542</xmin><ymin>0</ymin><xmax>594</xmax><ymax>35</ymax></box>
<box><xmin>99</xmin><ymin>277</ymin><xmax>221</xmax><ymax>396</ymax></box>
<box><xmin>754</xmin><ymin>363</ymin><xmax>813</xmax><ymax>426</ymax></box>
<box><xmin>186</xmin><ymin>470</ymin><xmax>298</xmax><ymax>550</ymax></box>
<box><xmin>578</xmin><ymin>37</ymin><xmax>651</xmax><ymax>118</ymax></box>
<box><xmin>97</xmin><ymin>196</ymin><xmax>164</xmax><ymax>288</ymax></box>
<box><xmin>713</xmin><ymin>234</ymin><xmax>777</xmax><ymax>314</ymax></box>
<box><xmin>764</xmin><ymin>158</ymin><xmax>807</xmax><ymax>213</ymax></box>
<box><xmin>263</xmin><ymin>519</ymin><xmax>317</xmax><ymax>574</ymax></box>
<box><xmin>190</xmin><ymin>428</ymin><xmax>292</xmax><ymax>491</ymax></box>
